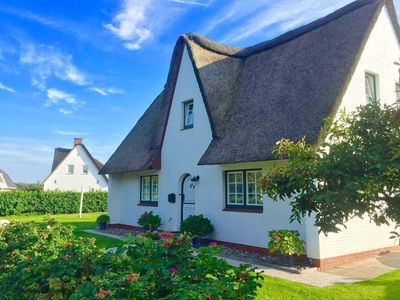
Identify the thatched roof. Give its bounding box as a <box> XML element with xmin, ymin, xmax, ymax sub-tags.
<box><xmin>0</xmin><ymin>169</ymin><xmax>16</xmax><ymax>189</ymax></box>
<box><xmin>100</xmin><ymin>0</ymin><xmax>399</xmax><ymax>174</ymax></box>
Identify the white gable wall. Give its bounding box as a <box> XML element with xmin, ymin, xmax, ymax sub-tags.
<box><xmin>306</xmin><ymin>5</ymin><xmax>400</xmax><ymax>260</ymax></box>
<box><xmin>43</xmin><ymin>145</ymin><xmax>108</xmax><ymax>192</ymax></box>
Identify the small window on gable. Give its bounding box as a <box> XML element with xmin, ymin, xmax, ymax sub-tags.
<box><xmin>365</xmin><ymin>72</ymin><xmax>378</xmax><ymax>102</ymax></box>
<box><xmin>183</xmin><ymin>100</ymin><xmax>194</xmax><ymax>129</ymax></box>
<box><xmin>396</xmin><ymin>83</ymin><xmax>400</xmax><ymax>101</ymax></box>
<box><xmin>82</xmin><ymin>165</ymin><xmax>88</xmax><ymax>174</ymax></box>
<box><xmin>67</xmin><ymin>164</ymin><xmax>74</xmax><ymax>174</ymax></box>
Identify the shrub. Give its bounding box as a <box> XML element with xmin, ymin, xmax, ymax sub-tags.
<box><xmin>96</xmin><ymin>214</ymin><xmax>110</xmax><ymax>223</ymax></box>
<box><xmin>180</xmin><ymin>214</ymin><xmax>214</xmax><ymax>238</ymax></box>
<box><xmin>0</xmin><ymin>220</ymin><xmax>262</xmax><ymax>299</ymax></box>
<box><xmin>137</xmin><ymin>211</ymin><xmax>161</xmax><ymax>230</ymax></box>
<box><xmin>267</xmin><ymin>229</ymin><xmax>305</xmax><ymax>256</ymax></box>
<box><xmin>0</xmin><ymin>190</ymin><xmax>107</xmax><ymax>216</ymax></box>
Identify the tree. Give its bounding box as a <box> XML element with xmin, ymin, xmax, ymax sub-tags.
<box><xmin>261</xmin><ymin>100</ymin><xmax>400</xmax><ymax>234</ymax></box>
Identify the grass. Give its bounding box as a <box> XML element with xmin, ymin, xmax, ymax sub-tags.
<box><xmin>256</xmin><ymin>270</ymin><xmax>400</xmax><ymax>299</ymax></box>
<box><xmin>3</xmin><ymin>213</ymin><xmax>399</xmax><ymax>299</ymax></box>
<box><xmin>3</xmin><ymin>212</ymin><xmax>123</xmax><ymax>248</ymax></box>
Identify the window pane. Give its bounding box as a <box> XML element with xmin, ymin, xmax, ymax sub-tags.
<box><xmin>256</xmin><ymin>194</ymin><xmax>263</xmax><ymax>204</ymax></box>
<box><xmin>237</xmin><ymin>184</ymin><xmax>243</xmax><ymax>194</ymax></box>
<box><xmin>82</xmin><ymin>165</ymin><xmax>88</xmax><ymax>174</ymax></box>
<box><xmin>229</xmin><ymin>194</ymin><xmax>236</xmax><ymax>204</ymax></box>
<box><xmin>248</xmin><ymin>183</ymin><xmax>255</xmax><ymax>193</ymax></box>
<box><xmin>237</xmin><ymin>172</ymin><xmax>243</xmax><ymax>182</ymax></box>
<box><xmin>248</xmin><ymin>194</ymin><xmax>255</xmax><ymax>204</ymax></box>
<box><xmin>365</xmin><ymin>73</ymin><xmax>376</xmax><ymax>101</ymax></box>
<box><xmin>236</xmin><ymin>194</ymin><xmax>243</xmax><ymax>203</ymax></box>
<box><xmin>141</xmin><ymin>177</ymin><xmax>151</xmax><ymax>201</ymax></box>
<box><xmin>229</xmin><ymin>183</ymin><xmax>235</xmax><ymax>193</ymax></box>
<box><xmin>151</xmin><ymin>176</ymin><xmax>158</xmax><ymax>201</ymax></box>
<box><xmin>184</xmin><ymin>101</ymin><xmax>194</xmax><ymax>127</ymax></box>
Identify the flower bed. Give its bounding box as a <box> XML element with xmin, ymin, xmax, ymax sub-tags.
<box><xmin>0</xmin><ymin>219</ymin><xmax>262</xmax><ymax>299</ymax></box>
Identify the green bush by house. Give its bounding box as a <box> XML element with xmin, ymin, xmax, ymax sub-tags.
<box><xmin>0</xmin><ymin>190</ymin><xmax>107</xmax><ymax>215</ymax></box>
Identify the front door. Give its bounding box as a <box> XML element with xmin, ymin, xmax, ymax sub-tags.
<box><xmin>181</xmin><ymin>174</ymin><xmax>195</xmax><ymax>222</ymax></box>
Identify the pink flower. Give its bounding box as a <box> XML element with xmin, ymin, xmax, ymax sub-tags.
<box><xmin>273</xmin><ymin>234</ymin><xmax>280</xmax><ymax>241</ymax></box>
<box><xmin>170</xmin><ymin>268</ymin><xmax>179</xmax><ymax>275</ymax></box>
<box><xmin>209</xmin><ymin>241</ymin><xmax>218</xmax><ymax>247</ymax></box>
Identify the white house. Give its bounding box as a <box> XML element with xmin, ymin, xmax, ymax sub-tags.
<box><xmin>100</xmin><ymin>0</ymin><xmax>400</xmax><ymax>269</ymax></box>
<box><xmin>0</xmin><ymin>169</ymin><xmax>16</xmax><ymax>191</ymax></box>
<box><xmin>43</xmin><ymin>138</ymin><xmax>108</xmax><ymax>192</ymax></box>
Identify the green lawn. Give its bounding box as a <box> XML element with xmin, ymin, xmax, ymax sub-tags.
<box><xmin>3</xmin><ymin>213</ymin><xmax>399</xmax><ymax>299</ymax></box>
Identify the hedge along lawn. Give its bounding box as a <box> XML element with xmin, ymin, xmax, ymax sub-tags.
<box><xmin>3</xmin><ymin>212</ymin><xmax>123</xmax><ymax>249</ymax></box>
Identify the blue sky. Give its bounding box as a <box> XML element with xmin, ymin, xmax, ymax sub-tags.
<box><xmin>0</xmin><ymin>0</ymin><xmax>399</xmax><ymax>183</ymax></box>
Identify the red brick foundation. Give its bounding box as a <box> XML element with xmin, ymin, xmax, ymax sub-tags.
<box><xmin>108</xmin><ymin>223</ymin><xmax>142</xmax><ymax>232</ymax></box>
<box><xmin>313</xmin><ymin>246</ymin><xmax>400</xmax><ymax>270</ymax></box>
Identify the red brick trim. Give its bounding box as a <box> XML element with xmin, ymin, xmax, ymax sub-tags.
<box><xmin>222</xmin><ymin>208</ymin><xmax>263</xmax><ymax>214</ymax></box>
<box><xmin>109</xmin><ymin>223</ymin><xmax>142</xmax><ymax>232</ymax></box>
<box><xmin>313</xmin><ymin>245</ymin><xmax>400</xmax><ymax>270</ymax></box>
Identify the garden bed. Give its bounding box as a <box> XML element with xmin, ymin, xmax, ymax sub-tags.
<box><xmin>101</xmin><ymin>228</ymin><xmax>312</xmax><ymax>272</ymax></box>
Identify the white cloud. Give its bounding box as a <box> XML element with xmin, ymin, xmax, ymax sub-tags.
<box><xmin>0</xmin><ymin>82</ymin><xmax>15</xmax><ymax>93</ymax></box>
<box><xmin>20</xmin><ymin>43</ymin><xmax>87</xmax><ymax>90</ymax></box>
<box><xmin>105</xmin><ymin>0</ymin><xmax>205</xmax><ymax>50</ymax></box>
<box><xmin>104</xmin><ymin>0</ymin><xmax>153</xmax><ymax>50</ymax></box>
<box><xmin>202</xmin><ymin>0</ymin><xmax>352</xmax><ymax>44</ymax></box>
<box><xmin>53</xmin><ymin>130</ymin><xmax>87</xmax><ymax>136</ymax></box>
<box><xmin>89</xmin><ymin>87</ymin><xmax>124</xmax><ymax>96</ymax></box>
<box><xmin>58</xmin><ymin>108</ymin><xmax>73</xmax><ymax>115</ymax></box>
<box><xmin>168</xmin><ymin>0</ymin><xmax>212</xmax><ymax>7</ymax></box>
<box><xmin>46</xmin><ymin>88</ymin><xmax>77</xmax><ymax>106</ymax></box>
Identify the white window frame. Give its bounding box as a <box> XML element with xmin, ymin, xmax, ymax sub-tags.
<box><xmin>183</xmin><ymin>100</ymin><xmax>194</xmax><ymax>129</ymax></box>
<box><xmin>67</xmin><ymin>164</ymin><xmax>74</xmax><ymax>174</ymax></box>
<box><xmin>82</xmin><ymin>165</ymin><xmax>88</xmax><ymax>174</ymax></box>
<box><xmin>365</xmin><ymin>72</ymin><xmax>378</xmax><ymax>102</ymax></box>
<box><xmin>140</xmin><ymin>175</ymin><xmax>159</xmax><ymax>205</ymax></box>
<box><xmin>225</xmin><ymin>169</ymin><xmax>263</xmax><ymax>210</ymax></box>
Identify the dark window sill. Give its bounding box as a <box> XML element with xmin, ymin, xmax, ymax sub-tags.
<box><xmin>138</xmin><ymin>202</ymin><xmax>158</xmax><ymax>207</ymax></box>
<box><xmin>223</xmin><ymin>208</ymin><xmax>263</xmax><ymax>214</ymax></box>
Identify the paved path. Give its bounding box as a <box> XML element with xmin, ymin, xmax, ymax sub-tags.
<box><xmin>84</xmin><ymin>229</ymin><xmax>400</xmax><ymax>287</ymax></box>
<box><xmin>324</xmin><ymin>252</ymin><xmax>400</xmax><ymax>280</ymax></box>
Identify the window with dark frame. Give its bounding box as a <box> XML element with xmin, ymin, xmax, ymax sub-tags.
<box><xmin>225</xmin><ymin>169</ymin><xmax>263</xmax><ymax>211</ymax></box>
<box><xmin>365</xmin><ymin>72</ymin><xmax>377</xmax><ymax>101</ymax></box>
<box><xmin>140</xmin><ymin>175</ymin><xmax>159</xmax><ymax>206</ymax></box>
<box><xmin>183</xmin><ymin>100</ymin><xmax>194</xmax><ymax>129</ymax></box>
<box><xmin>396</xmin><ymin>83</ymin><xmax>400</xmax><ymax>101</ymax></box>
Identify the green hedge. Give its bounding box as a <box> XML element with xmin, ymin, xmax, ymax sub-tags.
<box><xmin>0</xmin><ymin>190</ymin><xmax>107</xmax><ymax>216</ymax></box>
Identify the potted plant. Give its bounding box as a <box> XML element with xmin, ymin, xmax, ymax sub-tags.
<box><xmin>96</xmin><ymin>214</ymin><xmax>110</xmax><ymax>230</ymax></box>
<box><xmin>137</xmin><ymin>211</ymin><xmax>161</xmax><ymax>231</ymax></box>
<box><xmin>267</xmin><ymin>229</ymin><xmax>305</xmax><ymax>267</ymax></box>
<box><xmin>180</xmin><ymin>214</ymin><xmax>214</xmax><ymax>248</ymax></box>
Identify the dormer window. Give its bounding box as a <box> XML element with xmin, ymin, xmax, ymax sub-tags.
<box><xmin>183</xmin><ymin>100</ymin><xmax>194</xmax><ymax>129</ymax></box>
<box><xmin>365</xmin><ymin>72</ymin><xmax>378</xmax><ymax>101</ymax></box>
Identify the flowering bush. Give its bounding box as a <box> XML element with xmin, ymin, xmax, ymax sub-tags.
<box><xmin>137</xmin><ymin>211</ymin><xmax>161</xmax><ymax>230</ymax></box>
<box><xmin>0</xmin><ymin>219</ymin><xmax>262</xmax><ymax>299</ymax></box>
<box><xmin>267</xmin><ymin>229</ymin><xmax>305</xmax><ymax>256</ymax></box>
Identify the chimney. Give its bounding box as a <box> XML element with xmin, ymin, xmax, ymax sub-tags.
<box><xmin>74</xmin><ymin>137</ymin><xmax>83</xmax><ymax>146</ymax></box>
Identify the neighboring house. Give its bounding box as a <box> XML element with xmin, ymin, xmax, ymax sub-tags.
<box><xmin>100</xmin><ymin>0</ymin><xmax>400</xmax><ymax>269</ymax></box>
<box><xmin>43</xmin><ymin>138</ymin><xmax>108</xmax><ymax>192</ymax></box>
<box><xmin>0</xmin><ymin>169</ymin><xmax>16</xmax><ymax>191</ymax></box>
